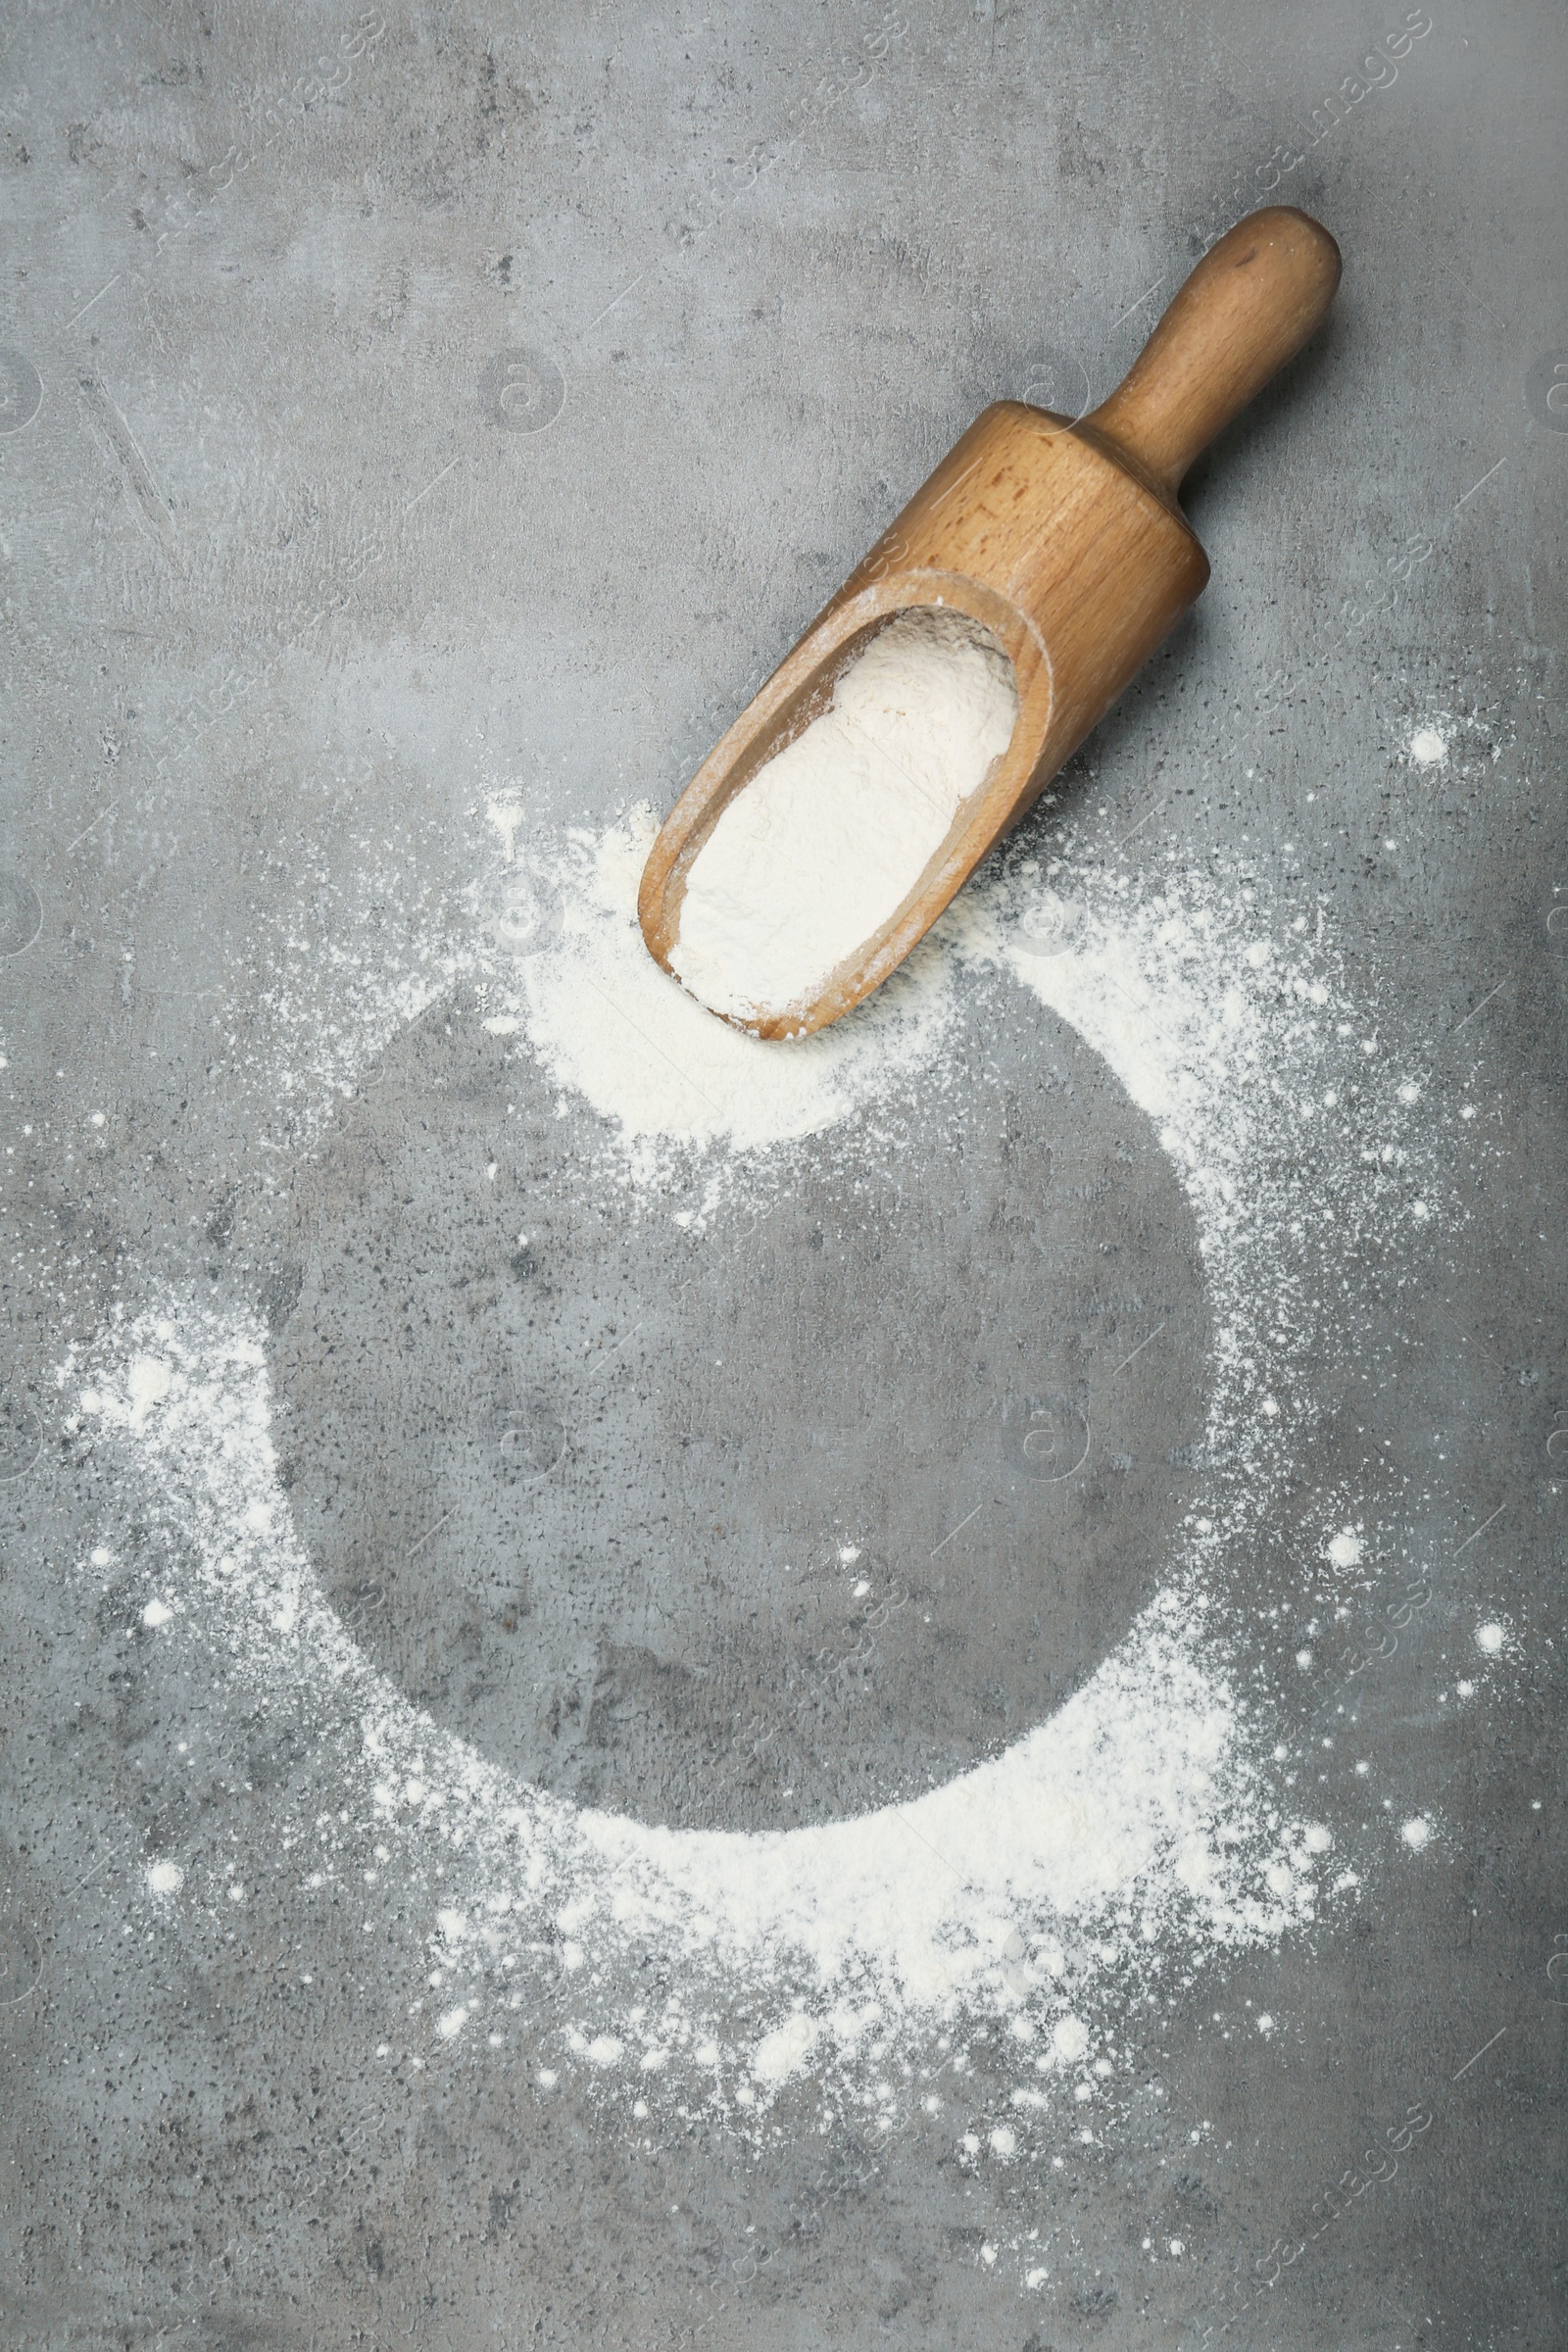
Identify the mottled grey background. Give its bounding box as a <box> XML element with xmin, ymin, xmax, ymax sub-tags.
<box><xmin>1</xmin><ymin>1</ymin><xmax>1565</xmax><ymax>2345</ymax></box>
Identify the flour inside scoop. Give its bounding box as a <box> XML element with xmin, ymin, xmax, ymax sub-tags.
<box><xmin>669</xmin><ymin>610</ymin><xmax>1017</xmax><ymax>1024</ymax></box>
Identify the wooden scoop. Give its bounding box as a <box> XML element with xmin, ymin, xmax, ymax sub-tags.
<box><xmin>639</xmin><ymin>206</ymin><xmax>1342</xmax><ymax>1039</ymax></box>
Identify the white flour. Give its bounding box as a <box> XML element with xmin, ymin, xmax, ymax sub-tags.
<box><xmin>487</xmin><ymin>801</ymin><xmax>961</xmax><ymax>1183</ymax></box>
<box><xmin>77</xmin><ymin>1309</ymin><xmax>1301</xmax><ymax>2077</ymax></box>
<box><xmin>667</xmin><ymin>609</ymin><xmax>1017</xmax><ymax>1024</ymax></box>
<box><xmin>63</xmin><ymin>773</ymin><xmax>1488</xmax><ymax>2176</ymax></box>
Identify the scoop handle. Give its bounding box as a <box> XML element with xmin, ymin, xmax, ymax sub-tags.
<box><xmin>1085</xmin><ymin>207</ymin><xmax>1342</xmax><ymax>499</ymax></box>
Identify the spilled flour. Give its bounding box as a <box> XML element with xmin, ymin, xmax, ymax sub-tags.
<box><xmin>492</xmin><ymin>803</ymin><xmax>960</xmax><ymax>1173</ymax></box>
<box><xmin>62</xmin><ymin>778</ymin><xmax>1474</xmax><ymax>2170</ymax></box>
<box><xmin>668</xmin><ymin>609</ymin><xmax>1017</xmax><ymax>1024</ymax></box>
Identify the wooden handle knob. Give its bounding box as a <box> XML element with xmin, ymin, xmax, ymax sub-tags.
<box><xmin>1085</xmin><ymin>207</ymin><xmax>1342</xmax><ymax>499</ymax></box>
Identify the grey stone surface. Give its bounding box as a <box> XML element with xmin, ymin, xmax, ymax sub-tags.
<box><xmin>272</xmin><ymin>981</ymin><xmax>1205</xmax><ymax>1834</ymax></box>
<box><xmin>0</xmin><ymin>1</ymin><xmax>1564</xmax><ymax>2346</ymax></box>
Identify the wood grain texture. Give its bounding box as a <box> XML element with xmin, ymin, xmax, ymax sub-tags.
<box><xmin>1086</xmin><ymin>208</ymin><xmax>1344</xmax><ymax>497</ymax></box>
<box><xmin>639</xmin><ymin>207</ymin><xmax>1342</xmax><ymax>1040</ymax></box>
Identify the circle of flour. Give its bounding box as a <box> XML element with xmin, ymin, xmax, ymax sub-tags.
<box><xmin>72</xmin><ymin>801</ymin><xmax>1435</xmax><ymax>2128</ymax></box>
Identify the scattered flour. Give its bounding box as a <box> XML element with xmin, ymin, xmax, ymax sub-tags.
<box><xmin>126</xmin><ymin>1354</ymin><xmax>172</xmax><ymax>1429</ymax></box>
<box><xmin>1050</xmin><ymin>2015</ymin><xmax>1089</xmax><ymax>2063</ymax></box>
<box><xmin>489</xmin><ymin>802</ymin><xmax>959</xmax><ymax>1169</ymax></box>
<box><xmin>77</xmin><ymin>1303</ymin><xmax>1298</xmax><ymax>2065</ymax></box>
<box><xmin>753</xmin><ymin>2012</ymin><xmax>820</xmax><ymax>2084</ymax></box>
<box><xmin>65</xmin><ymin>786</ymin><xmax>1465</xmax><ymax>2149</ymax></box>
<box><xmin>668</xmin><ymin>610</ymin><xmax>1017</xmax><ymax>1024</ymax></box>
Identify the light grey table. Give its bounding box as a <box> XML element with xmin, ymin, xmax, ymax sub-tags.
<box><xmin>1</xmin><ymin>3</ymin><xmax>1563</xmax><ymax>2345</ymax></box>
